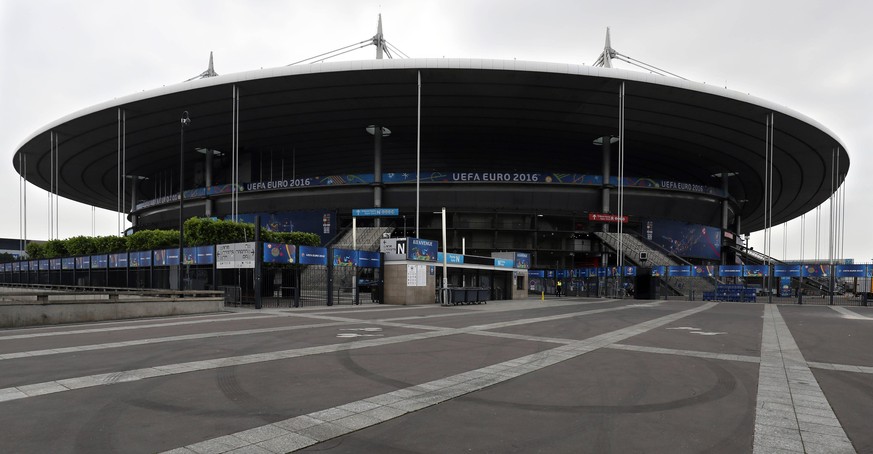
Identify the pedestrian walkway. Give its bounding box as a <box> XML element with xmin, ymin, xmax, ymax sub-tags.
<box><xmin>0</xmin><ymin>297</ymin><xmax>869</xmax><ymax>453</ymax></box>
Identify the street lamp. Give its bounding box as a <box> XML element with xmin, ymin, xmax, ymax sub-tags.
<box><xmin>179</xmin><ymin>111</ymin><xmax>191</xmax><ymax>292</ymax></box>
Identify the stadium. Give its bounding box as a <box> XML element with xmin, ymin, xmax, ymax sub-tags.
<box><xmin>9</xmin><ymin>25</ymin><xmax>850</xmax><ymax>299</ymax></box>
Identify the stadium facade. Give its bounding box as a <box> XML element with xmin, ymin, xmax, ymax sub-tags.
<box><xmin>11</xmin><ymin>42</ymin><xmax>849</xmax><ymax>272</ymax></box>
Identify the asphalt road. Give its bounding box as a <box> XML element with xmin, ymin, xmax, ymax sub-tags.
<box><xmin>0</xmin><ymin>297</ymin><xmax>870</xmax><ymax>453</ymax></box>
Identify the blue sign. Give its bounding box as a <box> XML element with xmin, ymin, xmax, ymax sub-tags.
<box><xmin>437</xmin><ymin>252</ymin><xmax>464</xmax><ymax>264</ymax></box>
<box><xmin>129</xmin><ymin>251</ymin><xmax>152</xmax><ymax>267</ymax></box>
<box><xmin>515</xmin><ymin>253</ymin><xmax>531</xmax><ymax>269</ymax></box>
<box><xmin>357</xmin><ymin>251</ymin><xmax>381</xmax><ymax>268</ymax></box>
<box><xmin>76</xmin><ymin>256</ymin><xmax>90</xmax><ymax>270</ymax></box>
<box><xmin>333</xmin><ymin>248</ymin><xmax>357</xmax><ymax>267</ymax></box>
<box><xmin>835</xmin><ymin>265</ymin><xmax>866</xmax><ymax>278</ymax></box>
<box><xmin>62</xmin><ymin>258</ymin><xmax>75</xmax><ymax>270</ymax></box>
<box><xmin>407</xmin><ymin>238</ymin><xmax>437</xmax><ymax>262</ymax></box>
<box><xmin>719</xmin><ymin>265</ymin><xmax>743</xmax><ymax>277</ymax></box>
<box><xmin>802</xmin><ymin>264</ymin><xmax>829</xmax><ymax>277</ymax></box>
<box><xmin>774</xmin><ymin>265</ymin><xmax>801</xmax><ymax>277</ymax></box>
<box><xmin>528</xmin><ymin>270</ymin><xmax>545</xmax><ymax>278</ymax></box>
<box><xmin>50</xmin><ymin>259</ymin><xmax>62</xmax><ymax>271</ymax></box>
<box><xmin>153</xmin><ymin>248</ymin><xmax>180</xmax><ymax>266</ymax></box>
<box><xmin>352</xmin><ymin>208</ymin><xmax>399</xmax><ymax>217</ymax></box>
<box><xmin>263</xmin><ymin>243</ymin><xmax>296</xmax><ymax>264</ymax></box>
<box><xmin>744</xmin><ymin>265</ymin><xmax>769</xmax><ymax>277</ymax></box>
<box><xmin>39</xmin><ymin>259</ymin><xmax>49</xmax><ymax>271</ymax></box>
<box><xmin>780</xmin><ymin>277</ymin><xmax>792</xmax><ymax>297</ymax></box>
<box><xmin>299</xmin><ymin>246</ymin><xmax>328</xmax><ymax>266</ymax></box>
<box><xmin>692</xmin><ymin>266</ymin><xmax>714</xmax><ymax>277</ymax></box>
<box><xmin>623</xmin><ymin>266</ymin><xmax>637</xmax><ymax>277</ymax></box>
<box><xmin>668</xmin><ymin>266</ymin><xmax>691</xmax><ymax>277</ymax></box>
<box><xmin>109</xmin><ymin>253</ymin><xmax>128</xmax><ymax>268</ymax></box>
<box><xmin>494</xmin><ymin>258</ymin><xmax>514</xmax><ymax>268</ymax></box>
<box><xmin>91</xmin><ymin>255</ymin><xmax>108</xmax><ymax>269</ymax></box>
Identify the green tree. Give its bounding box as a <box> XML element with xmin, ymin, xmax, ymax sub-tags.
<box><xmin>65</xmin><ymin>236</ymin><xmax>97</xmax><ymax>256</ymax></box>
<box><xmin>25</xmin><ymin>242</ymin><xmax>45</xmax><ymax>259</ymax></box>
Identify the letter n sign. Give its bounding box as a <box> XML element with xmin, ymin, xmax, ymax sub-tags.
<box><xmin>396</xmin><ymin>240</ymin><xmax>407</xmax><ymax>256</ymax></box>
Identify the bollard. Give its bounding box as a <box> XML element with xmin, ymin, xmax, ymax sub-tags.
<box><xmin>541</xmin><ymin>291</ymin><xmax>544</xmax><ymax>301</ymax></box>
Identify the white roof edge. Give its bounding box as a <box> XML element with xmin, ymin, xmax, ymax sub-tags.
<box><xmin>14</xmin><ymin>58</ymin><xmax>847</xmax><ymax>156</ymax></box>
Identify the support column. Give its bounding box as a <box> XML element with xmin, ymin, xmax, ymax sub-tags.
<box><xmin>601</xmin><ymin>137</ymin><xmax>611</xmax><ymax>230</ymax></box>
<box><xmin>373</xmin><ymin>125</ymin><xmax>383</xmax><ymax>228</ymax></box>
<box><xmin>205</xmin><ymin>148</ymin><xmax>214</xmax><ymax>217</ymax></box>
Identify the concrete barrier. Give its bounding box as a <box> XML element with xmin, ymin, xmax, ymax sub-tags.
<box><xmin>0</xmin><ymin>297</ymin><xmax>224</xmax><ymax>328</ymax></box>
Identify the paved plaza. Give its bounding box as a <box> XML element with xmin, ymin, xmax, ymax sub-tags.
<box><xmin>0</xmin><ymin>297</ymin><xmax>871</xmax><ymax>453</ymax></box>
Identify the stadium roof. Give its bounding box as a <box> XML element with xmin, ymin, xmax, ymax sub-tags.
<box><xmin>12</xmin><ymin>58</ymin><xmax>848</xmax><ymax>232</ymax></box>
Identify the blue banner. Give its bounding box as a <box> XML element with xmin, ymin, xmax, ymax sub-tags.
<box><xmin>437</xmin><ymin>252</ymin><xmax>464</xmax><ymax>264</ymax></box>
<box><xmin>50</xmin><ymin>259</ymin><xmax>62</xmax><ymax>271</ymax></box>
<box><xmin>29</xmin><ymin>260</ymin><xmax>38</xmax><ymax>271</ymax></box>
<box><xmin>623</xmin><ymin>266</ymin><xmax>637</xmax><ymax>277</ymax></box>
<box><xmin>76</xmin><ymin>256</ymin><xmax>90</xmax><ymax>270</ymax></box>
<box><xmin>39</xmin><ymin>259</ymin><xmax>49</xmax><ymax>271</ymax></box>
<box><xmin>651</xmin><ymin>266</ymin><xmax>665</xmax><ymax>277</ymax></box>
<box><xmin>62</xmin><ymin>258</ymin><xmax>75</xmax><ymax>270</ymax></box>
<box><xmin>780</xmin><ymin>277</ymin><xmax>792</xmax><ymax>297</ymax></box>
<box><xmin>773</xmin><ymin>265</ymin><xmax>801</xmax><ymax>277</ymax></box>
<box><xmin>744</xmin><ymin>265</ymin><xmax>769</xmax><ymax>277</ymax></box>
<box><xmin>352</xmin><ymin>208</ymin><xmax>399</xmax><ymax>217</ymax></box>
<box><xmin>332</xmin><ymin>248</ymin><xmax>357</xmax><ymax>267</ymax></box>
<box><xmin>835</xmin><ymin>264</ymin><xmax>866</xmax><ymax>278</ymax></box>
<box><xmin>109</xmin><ymin>253</ymin><xmax>128</xmax><ymax>269</ymax></box>
<box><xmin>528</xmin><ymin>270</ymin><xmax>545</xmax><ymax>278</ymax></box>
<box><xmin>515</xmin><ymin>252</ymin><xmax>531</xmax><ymax>269</ymax></box>
<box><xmin>263</xmin><ymin>243</ymin><xmax>296</xmax><ymax>264</ymax></box>
<box><xmin>408</xmin><ymin>238</ymin><xmax>437</xmax><ymax>262</ymax></box>
<box><xmin>153</xmin><ymin>248</ymin><xmax>180</xmax><ymax>266</ymax></box>
<box><xmin>91</xmin><ymin>255</ymin><xmax>108</xmax><ymax>269</ymax></box>
<box><xmin>692</xmin><ymin>265</ymin><xmax>715</xmax><ymax>277</ymax></box>
<box><xmin>357</xmin><ymin>251</ymin><xmax>381</xmax><ymax>268</ymax></box>
<box><xmin>719</xmin><ymin>265</ymin><xmax>743</xmax><ymax>277</ymax></box>
<box><xmin>494</xmin><ymin>258</ymin><xmax>514</xmax><ymax>268</ymax></box>
<box><xmin>802</xmin><ymin>264</ymin><xmax>829</xmax><ymax>277</ymax></box>
<box><xmin>129</xmin><ymin>251</ymin><xmax>152</xmax><ymax>267</ymax></box>
<box><xmin>12</xmin><ymin>262</ymin><xmax>20</xmax><ymax>272</ymax></box>
<box><xmin>230</xmin><ymin>210</ymin><xmax>336</xmax><ymax>245</ymax></box>
<box><xmin>299</xmin><ymin>246</ymin><xmax>328</xmax><ymax>266</ymax></box>
<box><xmin>668</xmin><ymin>266</ymin><xmax>691</xmax><ymax>277</ymax></box>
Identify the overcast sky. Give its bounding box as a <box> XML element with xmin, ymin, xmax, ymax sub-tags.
<box><xmin>1</xmin><ymin>0</ymin><xmax>871</xmax><ymax>262</ymax></box>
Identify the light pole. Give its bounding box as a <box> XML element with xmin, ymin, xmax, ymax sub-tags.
<box><xmin>179</xmin><ymin>111</ymin><xmax>191</xmax><ymax>292</ymax></box>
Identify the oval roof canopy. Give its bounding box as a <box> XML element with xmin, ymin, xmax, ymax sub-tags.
<box><xmin>13</xmin><ymin>58</ymin><xmax>848</xmax><ymax>232</ymax></box>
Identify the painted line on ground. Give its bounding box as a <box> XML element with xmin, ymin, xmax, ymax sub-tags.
<box><xmin>161</xmin><ymin>303</ymin><xmax>717</xmax><ymax>453</ymax></box>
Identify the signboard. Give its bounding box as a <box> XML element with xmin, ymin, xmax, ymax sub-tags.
<box><xmin>407</xmin><ymin>238</ymin><xmax>437</xmax><ymax>262</ymax></box>
<box><xmin>76</xmin><ymin>256</ymin><xmax>90</xmax><ymax>270</ymax></box>
<box><xmin>332</xmin><ymin>248</ymin><xmax>357</xmax><ymax>267</ymax></box>
<box><xmin>668</xmin><ymin>266</ymin><xmax>691</xmax><ymax>277</ymax></box>
<box><xmin>154</xmin><ymin>248</ymin><xmax>180</xmax><ymax>266</ymax></box>
<box><xmin>39</xmin><ymin>259</ymin><xmax>49</xmax><ymax>271</ymax></box>
<box><xmin>743</xmin><ymin>265</ymin><xmax>769</xmax><ymax>277</ymax></box>
<box><xmin>437</xmin><ymin>252</ymin><xmax>464</xmax><ymax>264</ymax></box>
<box><xmin>528</xmin><ymin>270</ymin><xmax>545</xmax><ymax>278</ymax></box>
<box><xmin>62</xmin><ymin>257</ymin><xmax>75</xmax><ymax>270</ymax></box>
<box><xmin>692</xmin><ymin>266</ymin><xmax>715</xmax><ymax>277</ymax></box>
<box><xmin>50</xmin><ymin>259</ymin><xmax>62</xmax><ymax>271</ymax></box>
<box><xmin>719</xmin><ymin>265</ymin><xmax>743</xmax><ymax>277</ymax></box>
<box><xmin>835</xmin><ymin>264</ymin><xmax>866</xmax><ymax>278</ymax></box>
<box><xmin>357</xmin><ymin>251</ymin><xmax>381</xmax><ymax>268</ymax></box>
<box><xmin>802</xmin><ymin>264</ymin><xmax>829</xmax><ymax>277</ymax></box>
<box><xmin>623</xmin><ymin>266</ymin><xmax>637</xmax><ymax>277</ymax></box>
<box><xmin>651</xmin><ymin>266</ymin><xmax>666</xmax><ymax>277</ymax></box>
<box><xmin>216</xmin><ymin>242</ymin><xmax>256</xmax><ymax>269</ymax></box>
<box><xmin>773</xmin><ymin>265</ymin><xmax>801</xmax><ymax>277</ymax></box>
<box><xmin>780</xmin><ymin>277</ymin><xmax>792</xmax><ymax>297</ymax></box>
<box><xmin>494</xmin><ymin>258</ymin><xmax>514</xmax><ymax>268</ymax></box>
<box><xmin>129</xmin><ymin>251</ymin><xmax>151</xmax><ymax>268</ymax></box>
<box><xmin>190</xmin><ymin>246</ymin><xmax>215</xmax><ymax>265</ymax></box>
<box><xmin>263</xmin><ymin>243</ymin><xmax>296</xmax><ymax>264</ymax></box>
<box><xmin>588</xmin><ymin>213</ymin><xmax>628</xmax><ymax>223</ymax></box>
<box><xmin>91</xmin><ymin>255</ymin><xmax>108</xmax><ymax>269</ymax></box>
<box><xmin>407</xmin><ymin>264</ymin><xmax>427</xmax><ymax>287</ymax></box>
<box><xmin>109</xmin><ymin>253</ymin><xmax>128</xmax><ymax>269</ymax></box>
<box><xmin>515</xmin><ymin>252</ymin><xmax>531</xmax><ymax>269</ymax></box>
<box><xmin>352</xmin><ymin>208</ymin><xmax>399</xmax><ymax>217</ymax></box>
<box><xmin>381</xmin><ymin>238</ymin><xmax>407</xmax><ymax>261</ymax></box>
<box><xmin>298</xmin><ymin>246</ymin><xmax>328</xmax><ymax>266</ymax></box>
